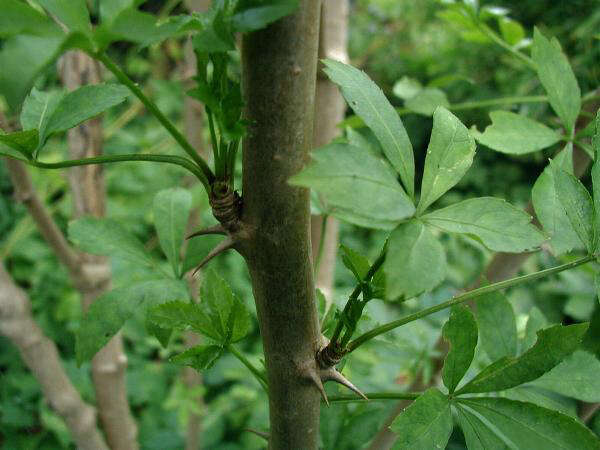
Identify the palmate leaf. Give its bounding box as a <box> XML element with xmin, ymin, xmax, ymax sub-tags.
<box><xmin>422</xmin><ymin>197</ymin><xmax>546</xmax><ymax>252</ymax></box>
<box><xmin>417</xmin><ymin>106</ymin><xmax>476</xmax><ymax>214</ymax></box>
<box><xmin>289</xmin><ymin>143</ymin><xmax>415</xmax><ymax>230</ymax></box>
<box><xmin>322</xmin><ymin>59</ymin><xmax>415</xmax><ymax>197</ymax></box>
<box><xmin>456</xmin><ymin>323</ymin><xmax>588</xmax><ymax>395</ymax></box>
<box><xmin>532</xmin><ymin>28</ymin><xmax>581</xmax><ymax>133</ymax></box>
<box><xmin>442</xmin><ymin>305</ymin><xmax>478</xmax><ymax>393</ymax></box>
<box><xmin>384</xmin><ymin>220</ymin><xmax>446</xmax><ymax>299</ymax></box>
<box><xmin>153</xmin><ymin>188</ymin><xmax>192</xmax><ymax>278</ymax></box>
<box><xmin>170</xmin><ymin>345</ymin><xmax>224</xmax><ymax>371</ymax></box>
<box><xmin>472</xmin><ymin>110</ymin><xmax>561</xmax><ymax>155</ymax></box>
<box><xmin>455</xmin><ymin>397</ymin><xmax>600</xmax><ymax>450</ymax></box>
<box><xmin>390</xmin><ymin>388</ymin><xmax>453</xmax><ymax>450</ymax></box>
<box><xmin>75</xmin><ymin>278</ymin><xmax>188</xmax><ymax>365</ymax></box>
<box><xmin>149</xmin><ymin>271</ymin><xmax>251</xmax><ymax>345</ymax></box>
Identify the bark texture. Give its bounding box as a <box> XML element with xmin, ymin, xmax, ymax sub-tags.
<box><xmin>58</xmin><ymin>51</ymin><xmax>138</xmax><ymax>450</ymax></box>
<box><xmin>240</xmin><ymin>1</ymin><xmax>322</xmax><ymax>447</ymax></box>
<box><xmin>0</xmin><ymin>264</ymin><xmax>108</xmax><ymax>450</ymax></box>
<box><xmin>310</xmin><ymin>0</ymin><xmax>349</xmax><ymax>297</ymax></box>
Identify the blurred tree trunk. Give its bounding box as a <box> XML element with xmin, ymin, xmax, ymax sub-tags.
<box><xmin>310</xmin><ymin>0</ymin><xmax>349</xmax><ymax>299</ymax></box>
<box><xmin>240</xmin><ymin>0</ymin><xmax>322</xmax><ymax>447</ymax></box>
<box><xmin>182</xmin><ymin>2</ymin><xmax>212</xmax><ymax>449</ymax></box>
<box><xmin>59</xmin><ymin>51</ymin><xmax>138</xmax><ymax>450</ymax></box>
<box><xmin>0</xmin><ymin>265</ymin><xmax>108</xmax><ymax>450</ymax></box>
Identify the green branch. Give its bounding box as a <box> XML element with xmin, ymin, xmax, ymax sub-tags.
<box><xmin>27</xmin><ymin>153</ymin><xmax>208</xmax><ymax>182</ymax></box>
<box><xmin>227</xmin><ymin>344</ymin><xmax>269</xmax><ymax>392</ymax></box>
<box><xmin>346</xmin><ymin>255</ymin><xmax>595</xmax><ymax>352</ymax></box>
<box><xmin>329</xmin><ymin>245</ymin><xmax>387</xmax><ymax>346</ymax></box>
<box><xmin>476</xmin><ymin>22</ymin><xmax>536</xmax><ymax>69</ymax></box>
<box><xmin>327</xmin><ymin>392</ymin><xmax>420</xmax><ymax>404</ymax></box>
<box><xmin>95</xmin><ymin>52</ymin><xmax>214</xmax><ymax>188</ymax></box>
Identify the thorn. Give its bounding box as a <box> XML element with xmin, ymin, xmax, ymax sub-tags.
<box><xmin>192</xmin><ymin>237</ymin><xmax>235</xmax><ymax>275</ymax></box>
<box><xmin>308</xmin><ymin>368</ymin><xmax>329</xmax><ymax>406</ymax></box>
<box><xmin>321</xmin><ymin>368</ymin><xmax>368</xmax><ymax>401</ymax></box>
<box><xmin>187</xmin><ymin>224</ymin><xmax>227</xmax><ymax>239</ymax></box>
<box><xmin>245</xmin><ymin>428</ymin><xmax>270</xmax><ymax>441</ymax></box>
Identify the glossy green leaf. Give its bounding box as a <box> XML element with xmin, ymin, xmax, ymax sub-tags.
<box><xmin>422</xmin><ymin>197</ymin><xmax>546</xmax><ymax>252</ymax></box>
<box><xmin>455</xmin><ymin>397</ymin><xmax>600</xmax><ymax>449</ymax></box>
<box><xmin>340</xmin><ymin>244</ymin><xmax>370</xmax><ymax>281</ymax></box>
<box><xmin>0</xmin><ymin>34</ymin><xmax>64</xmax><ymax>112</ymax></box>
<box><xmin>20</xmin><ymin>88</ymin><xmax>65</xmax><ymax>148</ymax></box>
<box><xmin>37</xmin><ymin>0</ymin><xmax>91</xmax><ymax>35</ymax></box>
<box><xmin>523</xmin><ymin>307</ymin><xmax>549</xmax><ymax>351</ymax></box>
<box><xmin>153</xmin><ymin>188</ymin><xmax>192</xmax><ymax>278</ymax></box>
<box><xmin>45</xmin><ymin>84</ymin><xmax>130</xmax><ymax>136</ymax></box>
<box><xmin>551</xmin><ymin>160</ymin><xmax>594</xmax><ymax>253</ymax></box>
<box><xmin>533</xmin><ymin>351</ymin><xmax>600</xmax><ymax>402</ymax></box>
<box><xmin>170</xmin><ymin>345</ymin><xmax>224</xmax><ymax>371</ymax></box>
<box><xmin>323</xmin><ymin>59</ymin><xmax>415</xmax><ymax>197</ymax></box>
<box><xmin>472</xmin><ymin>111</ymin><xmax>561</xmax><ymax>155</ymax></box>
<box><xmin>591</xmin><ymin>111</ymin><xmax>600</xmax><ymax>249</ymax></box>
<box><xmin>498</xmin><ymin>17</ymin><xmax>525</xmax><ymax>46</ymax></box>
<box><xmin>289</xmin><ymin>143</ymin><xmax>415</xmax><ymax>229</ymax></box>
<box><xmin>19</xmin><ymin>84</ymin><xmax>129</xmax><ymax>154</ymax></box>
<box><xmin>475</xmin><ymin>289</ymin><xmax>517</xmax><ymax>362</ymax></box>
<box><xmin>532</xmin><ymin>146</ymin><xmax>582</xmax><ymax>255</ymax></box>
<box><xmin>442</xmin><ymin>305</ymin><xmax>478</xmax><ymax>393</ymax></box>
<box><xmin>532</xmin><ymin>28</ymin><xmax>581</xmax><ymax>132</ymax></box>
<box><xmin>76</xmin><ymin>278</ymin><xmax>188</xmax><ymax>365</ymax></box>
<box><xmin>405</xmin><ymin>88</ymin><xmax>450</xmax><ymax>116</ymax></box>
<box><xmin>384</xmin><ymin>220</ymin><xmax>446</xmax><ymax>299</ymax></box>
<box><xmin>68</xmin><ymin>218</ymin><xmax>156</xmax><ymax>270</ymax></box>
<box><xmin>232</xmin><ymin>0</ymin><xmax>299</xmax><ymax>32</ymax></box>
<box><xmin>392</xmin><ymin>76</ymin><xmax>422</xmax><ymax>100</ymax></box>
<box><xmin>0</xmin><ymin>0</ymin><xmax>57</xmax><ymax>37</ymax></box>
<box><xmin>417</xmin><ymin>107</ymin><xmax>476</xmax><ymax>214</ymax></box>
<box><xmin>100</xmin><ymin>0</ymin><xmax>138</xmax><ymax>23</ymax></box>
<box><xmin>0</xmin><ymin>130</ymin><xmax>38</xmax><ymax>160</ymax></box>
<box><xmin>390</xmin><ymin>388</ymin><xmax>452</xmax><ymax>450</ymax></box>
<box><xmin>456</xmin><ymin>323</ymin><xmax>589</xmax><ymax>395</ymax></box>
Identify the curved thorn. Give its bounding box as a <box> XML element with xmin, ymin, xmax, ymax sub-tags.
<box><xmin>308</xmin><ymin>369</ymin><xmax>329</xmax><ymax>406</ymax></box>
<box><xmin>321</xmin><ymin>368</ymin><xmax>368</xmax><ymax>401</ymax></box>
<box><xmin>245</xmin><ymin>428</ymin><xmax>269</xmax><ymax>441</ymax></box>
<box><xmin>192</xmin><ymin>237</ymin><xmax>235</xmax><ymax>275</ymax></box>
<box><xmin>187</xmin><ymin>223</ymin><xmax>227</xmax><ymax>239</ymax></box>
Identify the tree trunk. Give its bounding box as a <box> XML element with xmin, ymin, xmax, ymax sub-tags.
<box><xmin>0</xmin><ymin>265</ymin><xmax>108</xmax><ymax>450</ymax></box>
<box><xmin>239</xmin><ymin>1</ymin><xmax>322</xmax><ymax>447</ymax></box>
<box><xmin>310</xmin><ymin>0</ymin><xmax>349</xmax><ymax>297</ymax></box>
<box><xmin>59</xmin><ymin>51</ymin><xmax>138</xmax><ymax>450</ymax></box>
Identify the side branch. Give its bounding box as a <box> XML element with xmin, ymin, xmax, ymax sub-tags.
<box><xmin>347</xmin><ymin>255</ymin><xmax>595</xmax><ymax>352</ymax></box>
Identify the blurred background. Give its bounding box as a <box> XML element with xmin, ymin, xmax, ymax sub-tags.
<box><xmin>1</xmin><ymin>0</ymin><xmax>599</xmax><ymax>448</ymax></box>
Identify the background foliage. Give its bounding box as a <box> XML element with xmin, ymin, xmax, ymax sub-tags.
<box><xmin>1</xmin><ymin>0</ymin><xmax>599</xmax><ymax>448</ymax></box>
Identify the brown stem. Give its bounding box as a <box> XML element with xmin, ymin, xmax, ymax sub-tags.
<box><xmin>4</xmin><ymin>159</ymin><xmax>83</xmax><ymax>279</ymax></box>
<box><xmin>0</xmin><ymin>264</ymin><xmax>108</xmax><ymax>450</ymax></box>
<box><xmin>59</xmin><ymin>50</ymin><xmax>138</xmax><ymax>450</ymax></box>
<box><xmin>239</xmin><ymin>1</ymin><xmax>322</xmax><ymax>447</ymax></box>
